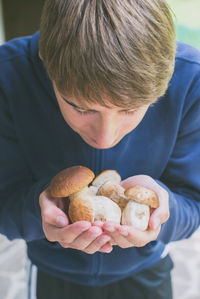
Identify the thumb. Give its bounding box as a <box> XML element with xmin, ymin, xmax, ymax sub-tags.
<box><xmin>39</xmin><ymin>189</ymin><xmax>69</xmax><ymax>228</ymax></box>
<box><xmin>55</xmin><ymin>214</ymin><xmax>69</xmax><ymax>227</ymax></box>
<box><xmin>120</xmin><ymin>174</ymin><xmax>157</xmax><ymax>189</ymax></box>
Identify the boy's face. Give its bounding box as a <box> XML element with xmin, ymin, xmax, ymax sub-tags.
<box><xmin>54</xmin><ymin>86</ymin><xmax>150</xmax><ymax>149</ymax></box>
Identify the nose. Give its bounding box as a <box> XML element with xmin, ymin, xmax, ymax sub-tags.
<box><xmin>92</xmin><ymin>114</ymin><xmax>118</xmax><ymax>148</ymax></box>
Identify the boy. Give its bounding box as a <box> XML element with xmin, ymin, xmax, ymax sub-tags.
<box><xmin>0</xmin><ymin>1</ymin><xmax>200</xmax><ymax>298</ymax></box>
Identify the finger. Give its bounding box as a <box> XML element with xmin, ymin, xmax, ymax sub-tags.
<box><xmin>120</xmin><ymin>175</ymin><xmax>155</xmax><ymax>189</ymax></box>
<box><xmin>45</xmin><ymin>221</ymin><xmax>91</xmax><ymax>244</ymax></box>
<box><xmin>109</xmin><ymin>240</ymin><xmax>117</xmax><ymax>246</ymax></box>
<box><xmin>121</xmin><ymin>175</ymin><xmax>163</xmax><ymax>193</ymax></box>
<box><xmin>69</xmin><ymin>226</ymin><xmax>102</xmax><ymax>250</ymax></box>
<box><xmin>103</xmin><ymin>223</ymin><xmax>131</xmax><ymax>248</ymax></box>
<box><xmin>149</xmin><ymin>189</ymin><xmax>169</xmax><ymax>230</ymax></box>
<box><xmin>92</xmin><ymin>221</ymin><xmax>104</xmax><ymax>228</ymax></box>
<box><xmin>40</xmin><ymin>191</ymin><xmax>69</xmax><ymax>228</ymax></box>
<box><xmin>84</xmin><ymin>233</ymin><xmax>111</xmax><ymax>254</ymax></box>
<box><xmin>42</xmin><ymin>204</ymin><xmax>69</xmax><ymax>228</ymax></box>
<box><xmin>107</xmin><ymin>224</ymin><xmax>161</xmax><ymax>248</ymax></box>
<box><xmin>108</xmin><ymin>231</ymin><xmax>131</xmax><ymax>248</ymax></box>
<box><xmin>103</xmin><ymin>222</ymin><xmax>161</xmax><ymax>248</ymax></box>
<box><xmin>123</xmin><ymin>225</ymin><xmax>161</xmax><ymax>247</ymax></box>
<box><xmin>104</xmin><ymin>226</ymin><xmax>131</xmax><ymax>248</ymax></box>
<box><xmin>99</xmin><ymin>242</ymin><xmax>113</xmax><ymax>253</ymax></box>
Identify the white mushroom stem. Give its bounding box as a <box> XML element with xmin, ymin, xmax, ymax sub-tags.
<box><xmin>69</xmin><ymin>186</ymin><xmax>94</xmax><ymax>199</ymax></box>
<box><xmin>121</xmin><ymin>201</ymin><xmax>150</xmax><ymax>231</ymax></box>
<box><xmin>68</xmin><ymin>191</ymin><xmax>121</xmax><ymax>224</ymax></box>
<box><xmin>89</xmin><ymin>185</ymin><xmax>99</xmax><ymax>195</ymax></box>
<box><xmin>92</xmin><ymin>196</ymin><xmax>121</xmax><ymax>223</ymax></box>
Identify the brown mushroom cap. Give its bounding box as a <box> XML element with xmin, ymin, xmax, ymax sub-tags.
<box><xmin>124</xmin><ymin>185</ymin><xmax>159</xmax><ymax>208</ymax></box>
<box><xmin>49</xmin><ymin>166</ymin><xmax>95</xmax><ymax>197</ymax></box>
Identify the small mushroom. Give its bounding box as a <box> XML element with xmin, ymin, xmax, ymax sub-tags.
<box><xmin>49</xmin><ymin>166</ymin><xmax>121</xmax><ymax>223</ymax></box>
<box><xmin>122</xmin><ymin>185</ymin><xmax>159</xmax><ymax>231</ymax></box>
<box><xmin>49</xmin><ymin>166</ymin><xmax>95</xmax><ymax>198</ymax></box>
<box><xmin>97</xmin><ymin>181</ymin><xmax>128</xmax><ymax>210</ymax></box>
<box><xmin>69</xmin><ymin>193</ymin><xmax>121</xmax><ymax>223</ymax></box>
<box><xmin>92</xmin><ymin>170</ymin><xmax>121</xmax><ymax>190</ymax></box>
<box><xmin>121</xmin><ymin>201</ymin><xmax>150</xmax><ymax>231</ymax></box>
<box><xmin>124</xmin><ymin>185</ymin><xmax>159</xmax><ymax>209</ymax></box>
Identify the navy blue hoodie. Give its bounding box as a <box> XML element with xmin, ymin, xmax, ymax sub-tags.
<box><xmin>0</xmin><ymin>32</ymin><xmax>200</xmax><ymax>285</ymax></box>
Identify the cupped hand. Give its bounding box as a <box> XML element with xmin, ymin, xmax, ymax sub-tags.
<box><xmin>39</xmin><ymin>189</ymin><xmax>112</xmax><ymax>254</ymax></box>
<box><xmin>121</xmin><ymin>174</ymin><xmax>169</xmax><ymax>230</ymax></box>
<box><xmin>103</xmin><ymin>174</ymin><xmax>169</xmax><ymax>248</ymax></box>
<box><xmin>103</xmin><ymin>221</ymin><xmax>161</xmax><ymax>248</ymax></box>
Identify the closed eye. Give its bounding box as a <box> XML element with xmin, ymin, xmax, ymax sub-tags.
<box><xmin>121</xmin><ymin>110</ymin><xmax>137</xmax><ymax>115</ymax></box>
<box><xmin>61</xmin><ymin>95</ymin><xmax>138</xmax><ymax>116</ymax></box>
<box><xmin>75</xmin><ymin>108</ymin><xmax>137</xmax><ymax>116</ymax></box>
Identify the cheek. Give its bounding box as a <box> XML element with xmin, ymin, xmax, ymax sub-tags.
<box><xmin>58</xmin><ymin>104</ymin><xmax>83</xmax><ymax>128</ymax></box>
<box><xmin>55</xmin><ymin>94</ymin><xmax>94</xmax><ymax>132</ymax></box>
<box><xmin>67</xmin><ymin>114</ymin><xmax>86</xmax><ymax>129</ymax></box>
<box><xmin>63</xmin><ymin>111</ymin><xmax>93</xmax><ymax>132</ymax></box>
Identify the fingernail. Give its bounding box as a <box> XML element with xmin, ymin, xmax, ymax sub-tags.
<box><xmin>56</xmin><ymin>216</ymin><xmax>67</xmax><ymax>227</ymax></box>
<box><xmin>120</xmin><ymin>231</ymin><xmax>128</xmax><ymax>237</ymax></box>
<box><xmin>89</xmin><ymin>226</ymin><xmax>102</xmax><ymax>234</ymax></box>
<box><xmin>105</xmin><ymin>226</ymin><xmax>115</xmax><ymax>233</ymax></box>
<box><xmin>101</xmin><ymin>235</ymin><xmax>111</xmax><ymax>243</ymax></box>
<box><xmin>93</xmin><ymin>221</ymin><xmax>104</xmax><ymax>227</ymax></box>
<box><xmin>104</xmin><ymin>247</ymin><xmax>113</xmax><ymax>253</ymax></box>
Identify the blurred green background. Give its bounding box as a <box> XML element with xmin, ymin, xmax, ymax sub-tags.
<box><xmin>167</xmin><ymin>0</ymin><xmax>200</xmax><ymax>49</ymax></box>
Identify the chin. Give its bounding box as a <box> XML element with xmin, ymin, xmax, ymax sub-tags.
<box><xmin>80</xmin><ymin>133</ymin><xmax>122</xmax><ymax>149</ymax></box>
<box><xmin>85</xmin><ymin>139</ymin><xmax>120</xmax><ymax>149</ymax></box>
<box><xmin>92</xmin><ymin>144</ymin><xmax>113</xmax><ymax>149</ymax></box>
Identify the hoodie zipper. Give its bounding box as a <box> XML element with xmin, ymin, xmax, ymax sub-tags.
<box><xmin>91</xmin><ymin>148</ymin><xmax>103</xmax><ymax>284</ymax></box>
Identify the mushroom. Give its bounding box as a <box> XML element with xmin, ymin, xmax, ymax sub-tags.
<box><xmin>121</xmin><ymin>185</ymin><xmax>159</xmax><ymax>231</ymax></box>
<box><xmin>97</xmin><ymin>181</ymin><xmax>128</xmax><ymax>210</ymax></box>
<box><xmin>49</xmin><ymin>167</ymin><xmax>159</xmax><ymax>230</ymax></box>
<box><xmin>121</xmin><ymin>201</ymin><xmax>150</xmax><ymax>231</ymax></box>
<box><xmin>49</xmin><ymin>166</ymin><xmax>121</xmax><ymax>223</ymax></box>
<box><xmin>91</xmin><ymin>169</ymin><xmax>127</xmax><ymax>209</ymax></box>
<box><xmin>124</xmin><ymin>185</ymin><xmax>159</xmax><ymax>209</ymax></box>
<box><xmin>69</xmin><ymin>193</ymin><xmax>121</xmax><ymax>223</ymax></box>
<box><xmin>91</xmin><ymin>170</ymin><xmax>121</xmax><ymax>189</ymax></box>
<box><xmin>49</xmin><ymin>166</ymin><xmax>95</xmax><ymax>198</ymax></box>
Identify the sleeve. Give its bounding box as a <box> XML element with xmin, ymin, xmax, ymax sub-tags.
<box><xmin>0</xmin><ymin>88</ymin><xmax>49</xmax><ymax>242</ymax></box>
<box><xmin>156</xmin><ymin>73</ymin><xmax>200</xmax><ymax>244</ymax></box>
